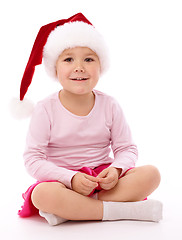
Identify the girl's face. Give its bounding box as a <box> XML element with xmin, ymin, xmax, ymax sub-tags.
<box><xmin>56</xmin><ymin>47</ymin><xmax>101</xmax><ymax>96</ymax></box>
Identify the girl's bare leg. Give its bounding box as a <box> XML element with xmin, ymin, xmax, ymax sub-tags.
<box><xmin>31</xmin><ymin>182</ymin><xmax>103</xmax><ymax>221</ymax></box>
<box><xmin>98</xmin><ymin>165</ymin><xmax>161</xmax><ymax>202</ymax></box>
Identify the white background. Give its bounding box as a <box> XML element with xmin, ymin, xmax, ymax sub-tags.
<box><xmin>0</xmin><ymin>0</ymin><xmax>182</xmax><ymax>239</ymax></box>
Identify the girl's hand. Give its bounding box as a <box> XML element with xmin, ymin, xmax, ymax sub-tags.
<box><xmin>71</xmin><ymin>172</ymin><xmax>99</xmax><ymax>196</ymax></box>
<box><xmin>97</xmin><ymin>167</ymin><xmax>121</xmax><ymax>190</ymax></box>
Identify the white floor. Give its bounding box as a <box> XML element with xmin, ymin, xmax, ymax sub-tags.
<box><xmin>1</xmin><ymin>200</ymin><xmax>182</xmax><ymax>240</ymax></box>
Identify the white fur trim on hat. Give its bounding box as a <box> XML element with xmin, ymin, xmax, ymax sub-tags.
<box><xmin>43</xmin><ymin>21</ymin><xmax>109</xmax><ymax>79</ymax></box>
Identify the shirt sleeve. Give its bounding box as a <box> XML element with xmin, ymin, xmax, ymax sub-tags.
<box><xmin>109</xmin><ymin>99</ymin><xmax>138</xmax><ymax>174</ymax></box>
<box><xmin>23</xmin><ymin>102</ymin><xmax>77</xmax><ymax>189</ymax></box>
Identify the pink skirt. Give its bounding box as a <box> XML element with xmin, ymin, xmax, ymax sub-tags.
<box><xmin>18</xmin><ymin>164</ymin><xmax>134</xmax><ymax>218</ymax></box>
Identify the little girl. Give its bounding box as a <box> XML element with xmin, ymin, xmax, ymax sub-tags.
<box><xmin>18</xmin><ymin>13</ymin><xmax>162</xmax><ymax>225</ymax></box>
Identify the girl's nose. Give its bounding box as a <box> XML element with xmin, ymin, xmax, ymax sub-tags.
<box><xmin>74</xmin><ymin>65</ymin><xmax>85</xmax><ymax>73</ymax></box>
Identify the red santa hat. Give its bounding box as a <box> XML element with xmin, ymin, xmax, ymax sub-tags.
<box><xmin>11</xmin><ymin>13</ymin><xmax>109</xmax><ymax>118</ymax></box>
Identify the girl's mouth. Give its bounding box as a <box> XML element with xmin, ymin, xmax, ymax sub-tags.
<box><xmin>71</xmin><ymin>77</ymin><xmax>89</xmax><ymax>81</ymax></box>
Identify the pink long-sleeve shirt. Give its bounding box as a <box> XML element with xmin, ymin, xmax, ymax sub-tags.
<box><xmin>24</xmin><ymin>90</ymin><xmax>138</xmax><ymax>188</ymax></box>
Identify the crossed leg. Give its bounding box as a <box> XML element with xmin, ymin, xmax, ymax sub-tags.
<box><xmin>98</xmin><ymin>165</ymin><xmax>161</xmax><ymax>202</ymax></box>
<box><xmin>32</xmin><ymin>181</ymin><xmax>103</xmax><ymax>221</ymax></box>
<box><xmin>31</xmin><ymin>165</ymin><xmax>161</xmax><ymax>221</ymax></box>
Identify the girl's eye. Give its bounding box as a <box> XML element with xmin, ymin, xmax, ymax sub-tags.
<box><xmin>85</xmin><ymin>58</ymin><xmax>94</xmax><ymax>62</ymax></box>
<box><xmin>64</xmin><ymin>58</ymin><xmax>73</xmax><ymax>62</ymax></box>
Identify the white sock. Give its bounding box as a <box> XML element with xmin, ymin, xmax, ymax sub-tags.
<box><xmin>102</xmin><ymin>199</ymin><xmax>163</xmax><ymax>222</ymax></box>
<box><xmin>39</xmin><ymin>211</ymin><xmax>68</xmax><ymax>226</ymax></box>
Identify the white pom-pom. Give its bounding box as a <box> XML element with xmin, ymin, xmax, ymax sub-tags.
<box><xmin>10</xmin><ymin>98</ymin><xmax>35</xmax><ymax>119</ymax></box>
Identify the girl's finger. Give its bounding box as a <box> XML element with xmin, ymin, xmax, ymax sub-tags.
<box><xmin>99</xmin><ymin>183</ymin><xmax>112</xmax><ymax>190</ymax></box>
<box><xmin>99</xmin><ymin>173</ymin><xmax>115</xmax><ymax>183</ymax></box>
<box><xmin>85</xmin><ymin>174</ymin><xmax>100</xmax><ymax>183</ymax></box>
<box><xmin>82</xmin><ymin>177</ymin><xmax>98</xmax><ymax>188</ymax></box>
<box><xmin>97</xmin><ymin>168</ymin><xmax>108</xmax><ymax>178</ymax></box>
